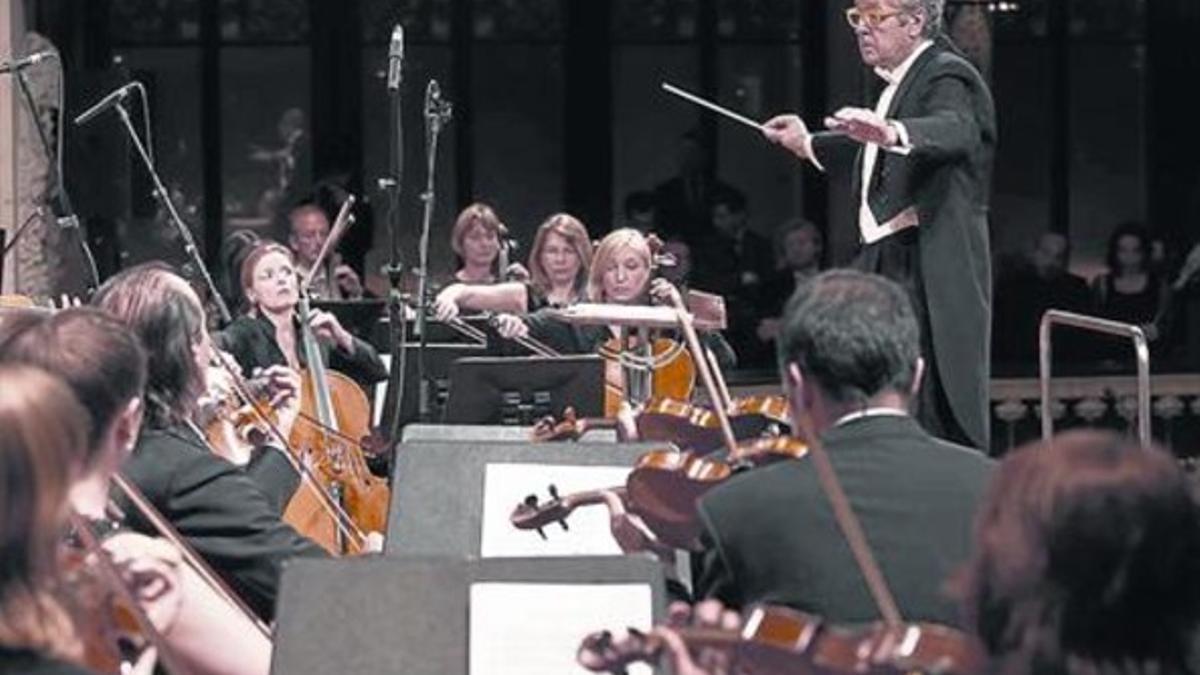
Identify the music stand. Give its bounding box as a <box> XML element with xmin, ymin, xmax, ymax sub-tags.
<box><xmin>443</xmin><ymin>355</ymin><xmax>604</xmax><ymax>425</ymax></box>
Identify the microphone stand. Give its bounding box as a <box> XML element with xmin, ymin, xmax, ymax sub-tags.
<box><xmin>413</xmin><ymin>80</ymin><xmax>452</xmax><ymax>423</ymax></box>
<box><xmin>8</xmin><ymin>61</ymin><xmax>100</xmax><ymax>293</ymax></box>
<box><xmin>111</xmin><ymin>92</ymin><xmax>230</xmax><ymax>323</ymax></box>
<box><xmin>381</xmin><ymin>44</ymin><xmax>408</xmax><ymax>441</ymax></box>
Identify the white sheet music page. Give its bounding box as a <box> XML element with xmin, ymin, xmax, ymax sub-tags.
<box><xmin>480</xmin><ymin>463</ymin><xmax>631</xmax><ymax>557</ymax></box>
<box><xmin>469</xmin><ymin>582</ymin><xmax>654</xmax><ymax>675</ymax></box>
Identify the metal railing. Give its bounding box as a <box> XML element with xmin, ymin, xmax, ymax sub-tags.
<box><xmin>1039</xmin><ymin>309</ymin><xmax>1151</xmax><ymax>446</ymax></box>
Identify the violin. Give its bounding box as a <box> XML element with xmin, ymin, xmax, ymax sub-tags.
<box><xmin>511</xmin><ymin>437</ymin><xmax>807</xmax><ymax>550</ymax></box>
<box><xmin>57</xmin><ymin>513</ymin><xmax>183</xmax><ymax>675</ymax></box>
<box><xmin>577</xmin><ymin>604</ymin><xmax>988</xmax><ymax>675</ymax></box>
<box><xmin>635</xmin><ymin>395</ymin><xmax>790</xmax><ymax>454</ymax></box>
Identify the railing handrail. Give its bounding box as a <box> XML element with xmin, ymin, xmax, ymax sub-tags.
<box><xmin>1039</xmin><ymin>309</ymin><xmax>1151</xmax><ymax>446</ymax></box>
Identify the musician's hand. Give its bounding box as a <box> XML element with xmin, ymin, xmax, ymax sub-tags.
<box><xmin>763</xmin><ymin>114</ymin><xmax>812</xmax><ymax>159</ymax></box>
<box><xmin>505</xmin><ymin>262</ymin><xmax>531</xmax><ymax>283</ymax></box>
<box><xmin>657</xmin><ymin>600</ymin><xmax>743</xmax><ymax>675</ymax></box>
<box><xmin>599</xmin><ymin>490</ymin><xmax>677</xmax><ymax>566</ymax></box>
<box><xmin>648</xmin><ymin>278</ymin><xmax>682</xmax><ymax>306</ymax></box>
<box><xmin>198</xmin><ymin>351</ymin><xmax>237</xmax><ymax>413</ymax></box>
<box><xmin>363</xmin><ymin>531</ymin><xmax>385</xmax><ymax>554</ymax></box>
<box><xmin>102</xmin><ymin>533</ymin><xmax>185</xmax><ymax>634</ymax></box>
<box><xmin>308</xmin><ymin>309</ymin><xmax>354</xmax><ymax>353</ymax></box>
<box><xmin>334</xmin><ymin>264</ymin><xmax>364</xmax><ymax>299</ymax></box>
<box><xmin>433</xmin><ymin>285</ymin><xmax>463</xmax><ymax>322</ymax></box>
<box><xmin>255</xmin><ymin>365</ymin><xmax>301</xmax><ymax>438</ymax></box>
<box><xmin>667</xmin><ymin>600</ymin><xmax>742</xmax><ymax>632</ymax></box>
<box><xmin>825</xmin><ymin>107</ymin><xmax>899</xmax><ymax>147</ymax></box>
<box><xmin>493</xmin><ymin>313</ymin><xmax>530</xmax><ymax>340</ymax></box>
<box><xmin>614</xmin><ymin>401</ymin><xmax>641</xmax><ymax>443</ymax></box>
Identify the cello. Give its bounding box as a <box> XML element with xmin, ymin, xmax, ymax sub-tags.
<box><xmin>284</xmin><ymin>195</ymin><xmax>390</xmax><ymax>554</ymax></box>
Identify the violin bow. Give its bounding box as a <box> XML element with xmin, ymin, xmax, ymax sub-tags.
<box><xmin>792</xmin><ymin>408</ymin><xmax>904</xmax><ymax>628</ymax></box>
<box><xmin>300</xmin><ymin>194</ymin><xmax>356</xmax><ymax>295</ymax></box>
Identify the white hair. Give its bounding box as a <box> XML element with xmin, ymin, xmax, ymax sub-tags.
<box><xmin>898</xmin><ymin>0</ymin><xmax>944</xmax><ymax>37</ymax></box>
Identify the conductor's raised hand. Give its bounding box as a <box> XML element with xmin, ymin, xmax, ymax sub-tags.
<box><xmin>825</xmin><ymin>107</ymin><xmax>898</xmax><ymax>147</ymax></box>
<box><xmin>762</xmin><ymin>114</ymin><xmax>812</xmax><ymax>159</ymax></box>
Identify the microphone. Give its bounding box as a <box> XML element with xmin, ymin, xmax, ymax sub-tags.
<box><xmin>74</xmin><ymin>82</ymin><xmax>137</xmax><ymax>127</ymax></box>
<box><xmin>0</xmin><ymin>50</ymin><xmax>55</xmax><ymax>74</ymax></box>
<box><xmin>387</xmin><ymin>25</ymin><xmax>404</xmax><ymax>92</ymax></box>
<box><xmin>424</xmin><ymin>80</ymin><xmax>452</xmax><ymax>123</ymax></box>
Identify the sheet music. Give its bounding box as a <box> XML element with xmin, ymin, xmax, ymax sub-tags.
<box><xmin>372</xmin><ymin>353</ymin><xmax>392</xmax><ymax>428</ymax></box>
<box><xmin>480</xmin><ymin>463</ymin><xmax>631</xmax><ymax>558</ymax></box>
<box><xmin>469</xmin><ymin>582</ymin><xmax>653</xmax><ymax>675</ymax></box>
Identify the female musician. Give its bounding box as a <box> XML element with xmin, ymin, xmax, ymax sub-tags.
<box><xmin>448</xmin><ymin>202</ymin><xmax>507</xmax><ymax>284</ymax></box>
<box><xmin>0</xmin><ymin>309</ymin><xmax>273</xmax><ymax>674</ymax></box>
<box><xmin>217</xmin><ymin>241</ymin><xmax>387</xmax><ymax>389</ymax></box>
<box><xmin>91</xmin><ymin>263</ymin><xmax>336</xmax><ymax>622</ymax></box>
<box><xmin>955</xmin><ymin>430</ymin><xmax>1200</xmax><ymax>675</ymax></box>
<box><xmin>496</xmin><ymin>228</ymin><xmax>735</xmax><ymax>369</ymax></box>
<box><xmin>433</xmin><ymin>212</ymin><xmax>592</xmax><ymax>319</ymax></box>
<box><xmin>0</xmin><ymin>365</ymin><xmax>102</xmax><ymax>675</ymax></box>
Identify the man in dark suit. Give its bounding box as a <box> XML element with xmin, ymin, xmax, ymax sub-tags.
<box><xmin>694</xmin><ymin>270</ymin><xmax>992</xmax><ymax>625</ymax></box>
<box><xmin>762</xmin><ymin>0</ymin><xmax>996</xmax><ymax>451</ymax></box>
<box><xmin>993</xmin><ymin>231</ymin><xmax>1093</xmax><ymax>370</ymax></box>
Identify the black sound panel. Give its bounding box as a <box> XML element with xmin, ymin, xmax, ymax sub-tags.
<box><xmin>271</xmin><ymin>556</ymin><xmax>667</xmax><ymax>675</ymax></box>
<box><xmin>401</xmin><ymin>423</ymin><xmax>618</xmax><ymax>443</ymax></box>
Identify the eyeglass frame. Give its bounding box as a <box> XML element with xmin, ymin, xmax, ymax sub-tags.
<box><xmin>844</xmin><ymin>7</ymin><xmax>905</xmax><ymax>30</ymax></box>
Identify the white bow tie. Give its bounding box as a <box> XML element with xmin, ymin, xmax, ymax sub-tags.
<box><xmin>874</xmin><ymin>66</ymin><xmax>901</xmax><ymax>86</ymax></box>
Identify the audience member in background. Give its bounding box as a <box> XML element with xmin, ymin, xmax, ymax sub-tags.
<box><xmin>653</xmin><ymin>131</ymin><xmax>731</xmax><ymax>245</ymax></box>
<box><xmin>754</xmin><ymin>219</ymin><xmax>825</xmax><ymax>354</ymax></box>
<box><xmin>623</xmin><ymin>190</ymin><xmax>659</xmax><ymax>234</ymax></box>
<box><xmin>659</xmin><ymin>238</ymin><xmax>693</xmax><ymax>289</ymax></box>
<box><xmin>691</xmin><ymin>186</ymin><xmax>774</xmax><ymax>368</ymax></box>
<box><xmin>1091</xmin><ymin>222</ymin><xmax>1170</xmax><ymax>365</ymax></box>
<box><xmin>992</xmin><ymin>231</ymin><xmax>1092</xmax><ymax>370</ymax></box>
<box><xmin>287</xmin><ymin>202</ymin><xmax>364</xmax><ymax>300</ymax></box>
<box><xmin>955</xmin><ymin>430</ymin><xmax>1200</xmax><ymax>675</ymax></box>
<box><xmin>217</xmin><ymin>229</ymin><xmax>262</xmax><ymax>316</ymax></box>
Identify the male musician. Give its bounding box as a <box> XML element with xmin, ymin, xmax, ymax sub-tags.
<box><xmin>762</xmin><ymin>0</ymin><xmax>996</xmax><ymax>451</ymax></box>
<box><xmin>288</xmin><ymin>202</ymin><xmax>364</xmax><ymax>300</ymax></box>
<box><xmin>693</xmin><ymin>270</ymin><xmax>992</xmax><ymax>625</ymax></box>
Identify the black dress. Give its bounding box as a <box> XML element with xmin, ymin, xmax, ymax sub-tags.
<box><xmin>216</xmin><ymin>313</ymin><xmax>388</xmax><ymax>389</ymax></box>
<box><xmin>0</xmin><ymin>647</ymin><xmax>96</xmax><ymax>675</ymax></box>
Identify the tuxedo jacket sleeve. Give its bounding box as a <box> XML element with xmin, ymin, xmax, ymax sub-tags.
<box><xmin>121</xmin><ymin>427</ymin><xmax>329</xmax><ymax>621</ymax></box>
